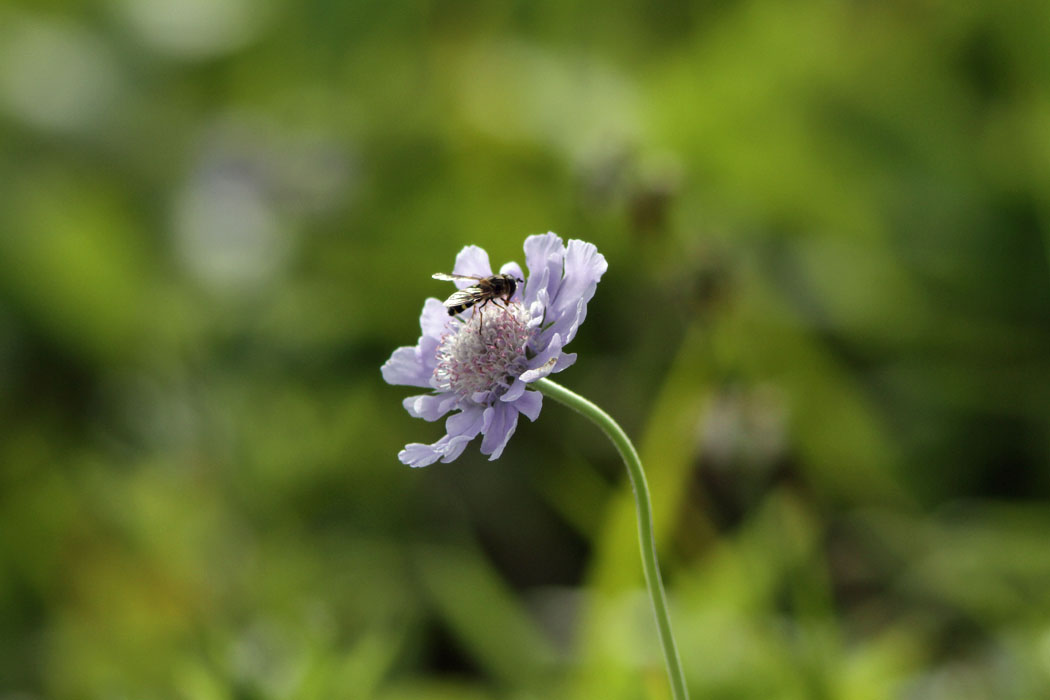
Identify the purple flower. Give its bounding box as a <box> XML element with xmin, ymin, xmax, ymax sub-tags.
<box><xmin>381</xmin><ymin>232</ymin><xmax>608</xmax><ymax>467</ymax></box>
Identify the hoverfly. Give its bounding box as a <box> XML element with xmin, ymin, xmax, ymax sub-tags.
<box><xmin>432</xmin><ymin>272</ymin><xmax>523</xmax><ymax>321</ymax></box>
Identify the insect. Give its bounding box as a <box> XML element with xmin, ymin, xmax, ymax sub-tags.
<box><xmin>432</xmin><ymin>272</ymin><xmax>523</xmax><ymax>320</ymax></box>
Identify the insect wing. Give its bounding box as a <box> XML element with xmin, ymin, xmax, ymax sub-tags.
<box><xmin>442</xmin><ymin>287</ymin><xmax>483</xmax><ymax>308</ymax></box>
<box><xmin>432</xmin><ymin>273</ymin><xmax>484</xmax><ymax>282</ymax></box>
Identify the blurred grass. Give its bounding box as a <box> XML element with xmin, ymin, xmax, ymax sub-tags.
<box><xmin>2</xmin><ymin>0</ymin><xmax>1050</xmax><ymax>698</ymax></box>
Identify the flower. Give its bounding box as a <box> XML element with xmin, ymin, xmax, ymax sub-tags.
<box><xmin>381</xmin><ymin>232</ymin><xmax>608</xmax><ymax>467</ymax></box>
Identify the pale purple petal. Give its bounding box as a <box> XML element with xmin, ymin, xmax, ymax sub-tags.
<box><xmin>500</xmin><ymin>379</ymin><xmax>527</xmax><ymax>402</ymax></box>
<box><xmin>399</xmin><ymin>442</ymin><xmax>444</xmax><ymax>468</ymax></box>
<box><xmin>403</xmin><ymin>393</ymin><xmax>458</xmax><ymax>421</ymax></box>
<box><xmin>541</xmin><ymin>297</ymin><xmax>584</xmax><ymax>349</ymax></box>
<box><xmin>520</xmin><ymin>333</ymin><xmax>564</xmax><ymax>383</ymax></box>
<box><xmin>519</xmin><ymin>357</ymin><xmax>557</xmax><ymax>383</ymax></box>
<box><xmin>523</xmin><ymin>232</ymin><xmax>565</xmax><ymax>306</ymax></box>
<box><xmin>382</xmin><ymin>346</ymin><xmax>431</xmax><ymax>387</ymax></box>
<box><xmin>438</xmin><ymin>433</ymin><xmax>477</xmax><ymax>463</ymax></box>
<box><xmin>527</xmin><ymin>266</ymin><xmax>551</xmax><ymax>314</ymax></box>
<box><xmin>553</xmin><ymin>352</ymin><xmax>576</xmax><ymax>372</ymax></box>
<box><xmin>418</xmin><ymin>298</ymin><xmax>453</xmax><ymax>382</ymax></box>
<box><xmin>499</xmin><ymin>260</ymin><xmax>524</xmax><ymax>279</ymax></box>
<box><xmin>453</xmin><ymin>245</ymin><xmax>493</xmax><ymax>283</ymax></box>
<box><xmin>398</xmin><ymin>406</ymin><xmax>486</xmax><ymax>467</ymax></box>
<box><xmin>480</xmin><ymin>402</ymin><xmax>520</xmax><ymax>460</ymax></box>
<box><xmin>400</xmin><ymin>433</ymin><xmax>476</xmax><ymax>467</ymax></box>
<box><xmin>440</xmin><ymin>406</ymin><xmax>486</xmax><ymax>464</ymax></box>
<box><xmin>546</xmin><ymin>240</ymin><xmax>607</xmax><ymax>345</ymax></box>
<box><xmin>527</xmin><ymin>297</ymin><xmax>546</xmax><ymax>329</ymax></box>
<box><xmin>420</xmin><ymin>297</ymin><xmax>453</xmax><ymax>341</ymax></box>
<box><xmin>447</xmin><ymin>405</ymin><xmax>486</xmax><ymax>437</ymax></box>
<box><xmin>557</xmin><ymin>239</ymin><xmax>607</xmax><ymax>309</ymax></box>
<box><xmin>514</xmin><ymin>390</ymin><xmax>543</xmax><ymax>421</ymax></box>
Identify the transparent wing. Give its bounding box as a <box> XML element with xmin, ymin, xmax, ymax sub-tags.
<box><xmin>443</xmin><ymin>288</ymin><xmax>483</xmax><ymax>307</ymax></box>
<box><xmin>432</xmin><ymin>272</ymin><xmax>485</xmax><ymax>282</ymax></box>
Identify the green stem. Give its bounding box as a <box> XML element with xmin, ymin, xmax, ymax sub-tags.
<box><xmin>534</xmin><ymin>378</ymin><xmax>689</xmax><ymax>700</ymax></box>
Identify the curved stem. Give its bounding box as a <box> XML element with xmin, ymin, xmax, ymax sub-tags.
<box><xmin>534</xmin><ymin>378</ymin><xmax>689</xmax><ymax>700</ymax></box>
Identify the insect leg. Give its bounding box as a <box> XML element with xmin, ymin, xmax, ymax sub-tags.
<box><xmin>494</xmin><ymin>293</ymin><xmax>523</xmax><ymax>326</ymax></box>
<box><xmin>473</xmin><ymin>299</ymin><xmax>487</xmax><ymax>332</ymax></box>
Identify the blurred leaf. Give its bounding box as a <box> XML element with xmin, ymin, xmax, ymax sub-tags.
<box><xmin>414</xmin><ymin>541</ymin><xmax>558</xmax><ymax>694</ymax></box>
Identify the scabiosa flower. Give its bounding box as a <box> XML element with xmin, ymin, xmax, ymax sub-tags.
<box><xmin>381</xmin><ymin>232</ymin><xmax>607</xmax><ymax>467</ymax></box>
<box><xmin>382</xmin><ymin>233</ymin><xmax>688</xmax><ymax>697</ymax></box>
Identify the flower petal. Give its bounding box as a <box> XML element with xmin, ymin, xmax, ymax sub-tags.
<box><xmin>542</xmin><ymin>297</ymin><xmax>584</xmax><ymax>350</ymax></box>
<box><xmin>559</xmin><ymin>239</ymin><xmax>608</xmax><ymax>308</ymax></box>
<box><xmin>453</xmin><ymin>245</ymin><xmax>493</xmax><ymax>283</ymax></box>
<box><xmin>519</xmin><ymin>332</ymin><xmax>564</xmax><ymax>383</ymax></box>
<box><xmin>499</xmin><ymin>379</ymin><xmax>527</xmax><ymax>402</ymax></box>
<box><xmin>514</xmin><ymin>389</ymin><xmax>543</xmax><ymax>421</ymax></box>
<box><xmin>499</xmin><ymin>260</ymin><xmax>524</xmax><ymax>279</ymax></box>
<box><xmin>447</xmin><ymin>405</ymin><xmax>486</xmax><ymax>437</ymax></box>
<box><xmin>399</xmin><ymin>434</ymin><xmax>476</xmax><ymax>467</ymax></box>
<box><xmin>438</xmin><ymin>433</ymin><xmax>478</xmax><ymax>463</ymax></box>
<box><xmin>527</xmin><ymin>297</ymin><xmax>546</xmax><ymax>329</ymax></box>
<box><xmin>519</xmin><ymin>356</ymin><xmax>558</xmax><ymax>383</ymax></box>
<box><xmin>398</xmin><ymin>406</ymin><xmax>487</xmax><ymax>467</ymax></box>
<box><xmin>385</xmin><ymin>298</ymin><xmax>454</xmax><ymax>390</ymax></box>
<box><xmin>440</xmin><ymin>406</ymin><xmax>487</xmax><ymax>462</ymax></box>
<box><xmin>480</xmin><ymin>402</ymin><xmax>520</xmax><ymax>460</ymax></box>
<box><xmin>403</xmin><ymin>393</ymin><xmax>458</xmax><ymax>421</ymax></box>
<box><xmin>381</xmin><ymin>346</ymin><xmax>431</xmax><ymax>388</ymax></box>
<box><xmin>399</xmin><ymin>441</ymin><xmax>445</xmax><ymax>467</ymax></box>
<box><xmin>548</xmin><ymin>240</ymin><xmax>607</xmax><ymax>345</ymax></box>
<box><xmin>553</xmin><ymin>352</ymin><xmax>576</xmax><ymax>373</ymax></box>
<box><xmin>523</xmin><ymin>232</ymin><xmax>565</xmax><ymax>306</ymax></box>
<box><xmin>420</xmin><ymin>297</ymin><xmax>452</xmax><ymax>341</ymax></box>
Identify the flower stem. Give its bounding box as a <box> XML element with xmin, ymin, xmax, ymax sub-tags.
<box><xmin>534</xmin><ymin>378</ymin><xmax>689</xmax><ymax>700</ymax></box>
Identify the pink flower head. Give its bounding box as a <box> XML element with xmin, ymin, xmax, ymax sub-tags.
<box><xmin>381</xmin><ymin>233</ymin><xmax>607</xmax><ymax>466</ymax></box>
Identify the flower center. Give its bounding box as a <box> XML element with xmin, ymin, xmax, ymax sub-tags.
<box><xmin>434</xmin><ymin>302</ymin><xmax>533</xmax><ymax>403</ymax></box>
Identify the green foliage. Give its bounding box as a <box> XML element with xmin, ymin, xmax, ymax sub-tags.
<box><xmin>2</xmin><ymin>0</ymin><xmax>1049</xmax><ymax>697</ymax></box>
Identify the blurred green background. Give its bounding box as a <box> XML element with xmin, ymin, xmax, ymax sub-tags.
<box><xmin>2</xmin><ymin>1</ymin><xmax>1050</xmax><ymax>698</ymax></box>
